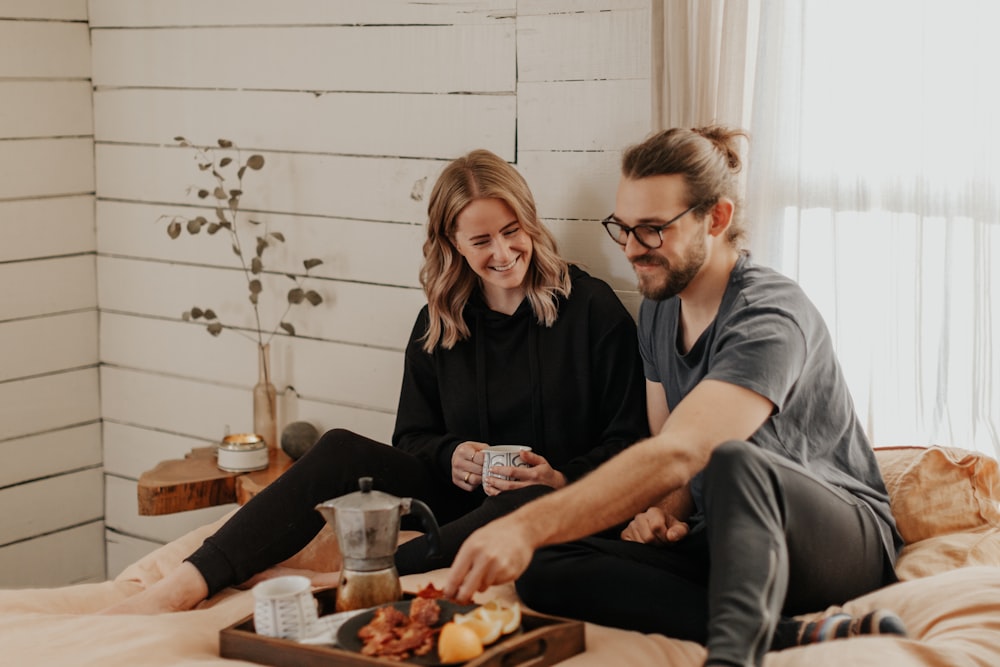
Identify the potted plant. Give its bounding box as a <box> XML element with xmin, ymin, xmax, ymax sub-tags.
<box><xmin>159</xmin><ymin>137</ymin><xmax>323</xmax><ymax>450</ymax></box>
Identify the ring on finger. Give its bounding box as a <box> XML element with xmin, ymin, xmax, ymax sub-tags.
<box><xmin>464</xmin><ymin>471</ymin><xmax>471</xmax><ymax>483</ymax></box>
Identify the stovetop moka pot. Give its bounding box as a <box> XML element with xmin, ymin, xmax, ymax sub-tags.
<box><xmin>315</xmin><ymin>477</ymin><xmax>441</xmax><ymax>611</ymax></box>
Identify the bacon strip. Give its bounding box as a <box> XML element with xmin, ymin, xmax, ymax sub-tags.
<box><xmin>357</xmin><ymin>599</ymin><xmax>442</xmax><ymax>661</ymax></box>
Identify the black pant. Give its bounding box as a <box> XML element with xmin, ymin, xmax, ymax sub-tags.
<box><xmin>515</xmin><ymin>440</ymin><xmax>895</xmax><ymax>667</ymax></box>
<box><xmin>187</xmin><ymin>429</ymin><xmax>552</xmax><ymax>596</ymax></box>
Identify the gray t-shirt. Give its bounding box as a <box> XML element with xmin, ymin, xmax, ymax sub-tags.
<box><xmin>638</xmin><ymin>253</ymin><xmax>903</xmax><ymax>561</ymax></box>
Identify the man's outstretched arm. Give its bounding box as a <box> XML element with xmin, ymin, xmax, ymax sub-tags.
<box><xmin>443</xmin><ymin>378</ymin><xmax>774</xmax><ymax>601</ymax></box>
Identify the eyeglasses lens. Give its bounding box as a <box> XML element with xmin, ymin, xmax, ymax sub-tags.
<box><xmin>604</xmin><ymin>221</ymin><xmax>660</xmax><ymax>249</ymax></box>
<box><xmin>633</xmin><ymin>227</ymin><xmax>661</xmax><ymax>248</ymax></box>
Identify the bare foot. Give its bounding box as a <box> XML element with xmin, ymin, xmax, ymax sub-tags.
<box><xmin>100</xmin><ymin>562</ymin><xmax>209</xmax><ymax>615</ymax></box>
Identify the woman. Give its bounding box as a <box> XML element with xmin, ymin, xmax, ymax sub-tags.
<box><xmin>104</xmin><ymin>149</ymin><xmax>648</xmax><ymax>614</ymax></box>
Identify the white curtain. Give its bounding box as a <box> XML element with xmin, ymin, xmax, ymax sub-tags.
<box><xmin>654</xmin><ymin>0</ymin><xmax>1000</xmax><ymax>457</ymax></box>
<box><xmin>652</xmin><ymin>0</ymin><xmax>759</xmax><ymax>131</ymax></box>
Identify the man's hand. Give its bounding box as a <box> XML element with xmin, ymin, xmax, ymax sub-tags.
<box><xmin>443</xmin><ymin>518</ymin><xmax>535</xmax><ymax>603</ymax></box>
<box><xmin>620</xmin><ymin>506</ymin><xmax>689</xmax><ymax>544</ymax></box>
<box><xmin>483</xmin><ymin>450</ymin><xmax>567</xmax><ymax>497</ymax></box>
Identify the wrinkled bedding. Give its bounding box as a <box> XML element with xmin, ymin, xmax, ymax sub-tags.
<box><xmin>2</xmin><ymin>446</ymin><xmax>999</xmax><ymax>666</ymax></box>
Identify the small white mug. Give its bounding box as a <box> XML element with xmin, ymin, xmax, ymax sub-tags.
<box><xmin>482</xmin><ymin>445</ymin><xmax>532</xmax><ymax>487</ymax></box>
<box><xmin>252</xmin><ymin>575</ymin><xmax>319</xmax><ymax>639</ymax></box>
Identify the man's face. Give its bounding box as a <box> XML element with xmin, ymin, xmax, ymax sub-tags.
<box><xmin>614</xmin><ymin>174</ymin><xmax>707</xmax><ymax>301</ymax></box>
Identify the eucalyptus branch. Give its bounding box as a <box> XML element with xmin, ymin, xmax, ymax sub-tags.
<box><xmin>181</xmin><ymin>308</ymin><xmax>258</xmax><ymax>344</ymax></box>
<box><xmin>160</xmin><ymin>137</ymin><xmax>324</xmax><ymax>353</ymax></box>
<box><xmin>265</xmin><ymin>267</ymin><xmax>323</xmax><ymax>346</ymax></box>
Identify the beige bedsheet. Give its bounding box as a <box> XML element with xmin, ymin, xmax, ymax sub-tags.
<box><xmin>2</xmin><ymin>446</ymin><xmax>999</xmax><ymax>667</ymax></box>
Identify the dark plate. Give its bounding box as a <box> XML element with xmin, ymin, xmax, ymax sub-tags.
<box><xmin>336</xmin><ymin>599</ymin><xmax>479</xmax><ymax>665</ymax></box>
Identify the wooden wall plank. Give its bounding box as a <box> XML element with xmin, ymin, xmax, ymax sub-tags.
<box><xmin>0</xmin><ymin>255</ymin><xmax>96</xmax><ymax>319</ymax></box>
<box><xmin>519</xmin><ymin>1</ymin><xmax>648</xmax><ymax>14</ymax></box>
<box><xmin>100</xmin><ymin>314</ymin><xmax>405</xmax><ymax>413</ymax></box>
<box><xmin>103</xmin><ymin>422</ymin><xmax>211</xmax><ymax>480</ymax></box>
<box><xmin>518</xmin><ymin>9</ymin><xmax>649</xmax><ymax>82</ymax></box>
<box><xmin>89</xmin><ymin>0</ymin><xmax>514</xmax><ymax>27</ymax></box>
<box><xmin>0</xmin><ymin>0</ymin><xmax>100</xmax><ymax>586</ymax></box>
<box><xmin>93</xmin><ymin>88</ymin><xmax>515</xmax><ymax>161</ymax></box>
<box><xmin>0</xmin><ymin>138</ymin><xmax>94</xmax><ymax>199</ymax></box>
<box><xmin>0</xmin><ymin>369</ymin><xmax>100</xmax><ymax>441</ymax></box>
<box><xmin>105</xmin><ymin>474</ymin><xmax>234</xmax><ymax>544</ymax></box>
<box><xmin>0</xmin><ymin>0</ymin><xmax>87</xmax><ymax>21</ymax></box>
<box><xmin>0</xmin><ymin>311</ymin><xmax>97</xmax><ymax>382</ymax></box>
<box><xmin>91</xmin><ymin>25</ymin><xmax>514</xmax><ymax>93</ymax></box>
<box><xmin>518</xmin><ymin>150</ymin><xmax>623</xmax><ymax>222</ymax></box>
<box><xmin>0</xmin><ymin>522</ymin><xmax>105</xmax><ymax>588</ymax></box>
<box><xmin>517</xmin><ymin>0</ymin><xmax>650</xmax><ymax>16</ymax></box>
<box><xmin>96</xmin><ymin>201</ymin><xmax>425</xmax><ymax>289</ymax></box>
<box><xmin>101</xmin><ymin>366</ymin><xmax>254</xmax><ymax>442</ymax></box>
<box><xmin>101</xmin><ymin>366</ymin><xmax>396</xmax><ymax>453</ymax></box>
<box><xmin>105</xmin><ymin>528</ymin><xmax>161</xmax><ymax>580</ymax></box>
<box><xmin>95</xmin><ymin>143</ymin><xmax>438</xmax><ymax>224</ymax></box>
<box><xmin>0</xmin><ymin>196</ymin><xmax>95</xmax><ymax>261</ymax></box>
<box><xmin>0</xmin><ymin>423</ymin><xmax>101</xmax><ymax>488</ymax></box>
<box><xmin>0</xmin><ymin>81</ymin><xmax>93</xmax><ymax>139</ymax></box>
<box><xmin>284</xmin><ymin>397</ymin><xmax>396</xmax><ymax>446</ymax></box>
<box><xmin>518</xmin><ymin>80</ymin><xmax>651</xmax><ymax>151</ymax></box>
<box><xmin>0</xmin><ymin>468</ymin><xmax>103</xmax><ymax>545</ymax></box>
<box><xmin>96</xmin><ymin>257</ymin><xmax>423</xmax><ymax>350</ymax></box>
<box><xmin>0</xmin><ymin>20</ymin><xmax>90</xmax><ymax>78</ymax></box>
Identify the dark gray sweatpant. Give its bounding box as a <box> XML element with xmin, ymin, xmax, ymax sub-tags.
<box><xmin>515</xmin><ymin>440</ymin><xmax>895</xmax><ymax>667</ymax></box>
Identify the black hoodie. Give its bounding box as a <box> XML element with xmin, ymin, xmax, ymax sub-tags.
<box><xmin>392</xmin><ymin>265</ymin><xmax>649</xmax><ymax>484</ymax></box>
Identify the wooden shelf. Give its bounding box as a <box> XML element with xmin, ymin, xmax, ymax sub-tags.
<box><xmin>137</xmin><ymin>446</ymin><xmax>293</xmax><ymax>515</ymax></box>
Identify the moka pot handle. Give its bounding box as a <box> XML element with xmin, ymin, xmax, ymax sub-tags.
<box><xmin>403</xmin><ymin>498</ymin><xmax>442</xmax><ymax>558</ymax></box>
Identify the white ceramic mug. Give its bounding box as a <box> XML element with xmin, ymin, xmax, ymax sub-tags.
<box><xmin>482</xmin><ymin>445</ymin><xmax>532</xmax><ymax>487</ymax></box>
<box><xmin>252</xmin><ymin>575</ymin><xmax>319</xmax><ymax>639</ymax></box>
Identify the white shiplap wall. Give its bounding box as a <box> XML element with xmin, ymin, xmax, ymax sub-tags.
<box><xmin>5</xmin><ymin>0</ymin><xmax>651</xmax><ymax>584</ymax></box>
<box><xmin>0</xmin><ymin>0</ymin><xmax>104</xmax><ymax>587</ymax></box>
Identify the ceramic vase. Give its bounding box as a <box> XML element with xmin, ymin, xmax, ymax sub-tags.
<box><xmin>254</xmin><ymin>343</ymin><xmax>278</xmax><ymax>450</ymax></box>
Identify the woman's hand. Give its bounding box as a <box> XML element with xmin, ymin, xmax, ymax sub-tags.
<box><xmin>620</xmin><ymin>506</ymin><xmax>689</xmax><ymax>544</ymax></box>
<box><xmin>482</xmin><ymin>449</ymin><xmax>567</xmax><ymax>497</ymax></box>
<box><xmin>452</xmin><ymin>441</ymin><xmax>489</xmax><ymax>491</ymax></box>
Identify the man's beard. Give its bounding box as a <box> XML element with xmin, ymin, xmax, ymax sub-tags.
<box><xmin>632</xmin><ymin>235</ymin><xmax>706</xmax><ymax>301</ymax></box>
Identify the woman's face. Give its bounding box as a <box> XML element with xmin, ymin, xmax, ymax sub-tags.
<box><xmin>451</xmin><ymin>197</ymin><xmax>534</xmax><ymax>313</ymax></box>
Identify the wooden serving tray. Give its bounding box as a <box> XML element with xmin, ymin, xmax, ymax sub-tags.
<box><xmin>220</xmin><ymin>588</ymin><xmax>585</xmax><ymax>667</ymax></box>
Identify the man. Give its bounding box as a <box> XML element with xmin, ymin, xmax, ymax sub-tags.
<box><xmin>443</xmin><ymin>127</ymin><xmax>905</xmax><ymax>667</ymax></box>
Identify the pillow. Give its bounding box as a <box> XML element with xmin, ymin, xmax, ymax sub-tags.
<box><xmin>874</xmin><ymin>446</ymin><xmax>1000</xmax><ymax>544</ymax></box>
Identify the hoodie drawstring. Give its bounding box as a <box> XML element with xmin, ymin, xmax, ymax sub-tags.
<box><xmin>474</xmin><ymin>310</ymin><xmax>491</xmax><ymax>442</ymax></box>
<box><xmin>527</xmin><ymin>323</ymin><xmax>544</xmax><ymax>449</ymax></box>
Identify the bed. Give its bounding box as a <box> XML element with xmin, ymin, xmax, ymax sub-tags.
<box><xmin>2</xmin><ymin>445</ymin><xmax>999</xmax><ymax>666</ymax></box>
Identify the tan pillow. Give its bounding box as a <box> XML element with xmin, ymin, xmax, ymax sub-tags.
<box><xmin>875</xmin><ymin>445</ymin><xmax>1000</xmax><ymax>544</ymax></box>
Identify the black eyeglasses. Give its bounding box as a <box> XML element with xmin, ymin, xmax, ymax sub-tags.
<box><xmin>601</xmin><ymin>206</ymin><xmax>696</xmax><ymax>250</ymax></box>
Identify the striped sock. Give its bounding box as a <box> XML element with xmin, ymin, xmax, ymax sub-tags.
<box><xmin>795</xmin><ymin>609</ymin><xmax>908</xmax><ymax>645</ymax></box>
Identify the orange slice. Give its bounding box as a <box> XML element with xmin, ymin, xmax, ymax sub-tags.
<box><xmin>475</xmin><ymin>600</ymin><xmax>522</xmax><ymax>635</ymax></box>
<box><xmin>454</xmin><ymin>613</ymin><xmax>503</xmax><ymax>645</ymax></box>
<box><xmin>438</xmin><ymin>622</ymin><xmax>484</xmax><ymax>663</ymax></box>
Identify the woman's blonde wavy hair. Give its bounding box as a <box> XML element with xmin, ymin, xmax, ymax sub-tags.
<box><xmin>419</xmin><ymin>149</ymin><xmax>570</xmax><ymax>352</ymax></box>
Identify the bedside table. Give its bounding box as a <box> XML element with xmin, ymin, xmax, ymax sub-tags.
<box><xmin>137</xmin><ymin>446</ymin><xmax>294</xmax><ymax>515</ymax></box>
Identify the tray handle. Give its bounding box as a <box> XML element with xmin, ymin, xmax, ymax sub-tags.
<box><xmin>474</xmin><ymin>618</ymin><xmax>585</xmax><ymax>667</ymax></box>
<box><xmin>479</xmin><ymin>634</ymin><xmax>548</xmax><ymax>667</ymax></box>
